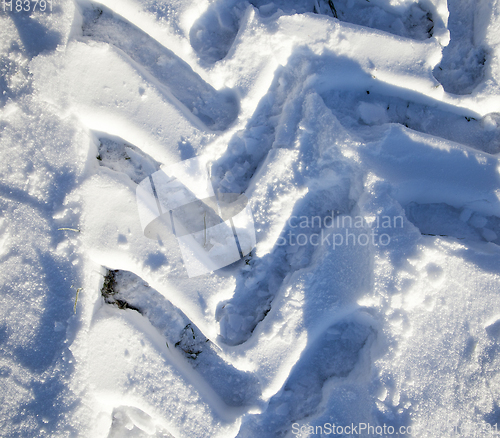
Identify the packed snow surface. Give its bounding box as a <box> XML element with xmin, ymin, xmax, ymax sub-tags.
<box><xmin>2</xmin><ymin>0</ymin><xmax>500</xmax><ymax>436</ymax></box>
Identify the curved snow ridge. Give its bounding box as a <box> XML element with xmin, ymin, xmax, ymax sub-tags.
<box><xmin>320</xmin><ymin>87</ymin><xmax>500</xmax><ymax>154</ymax></box>
<box><xmin>87</xmin><ymin>308</ymin><xmax>244</xmax><ymax>438</ymax></box>
<box><xmin>31</xmin><ymin>40</ymin><xmax>209</xmax><ymax>165</ymax></box>
<box><xmin>222</xmin><ymin>7</ymin><xmax>500</xmax><ymax>121</ymax></box>
<box><xmin>75</xmin><ymin>170</ymin><xmax>237</xmax><ymax>343</ymax></box>
<box><xmin>80</xmin><ymin>3</ymin><xmax>239</xmax><ymax>131</ymax></box>
<box><xmin>73</xmin><ymin>0</ymin><xmax>204</xmax><ymax>77</ymax></box>
<box><xmin>359</xmin><ymin>125</ymin><xmax>500</xmax><ymax>217</ymax></box>
<box><xmin>275</xmin><ymin>12</ymin><xmax>500</xmax><ymax>117</ymax></box>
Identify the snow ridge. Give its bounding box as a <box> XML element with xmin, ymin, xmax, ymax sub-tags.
<box><xmin>2</xmin><ymin>0</ymin><xmax>500</xmax><ymax>436</ymax></box>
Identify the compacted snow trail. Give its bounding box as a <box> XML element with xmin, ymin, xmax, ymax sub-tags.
<box><xmin>2</xmin><ymin>0</ymin><xmax>500</xmax><ymax>437</ymax></box>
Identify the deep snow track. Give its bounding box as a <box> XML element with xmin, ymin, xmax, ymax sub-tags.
<box><xmin>2</xmin><ymin>0</ymin><xmax>500</xmax><ymax>437</ymax></box>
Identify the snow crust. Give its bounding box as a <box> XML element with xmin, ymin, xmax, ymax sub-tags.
<box><xmin>2</xmin><ymin>0</ymin><xmax>500</xmax><ymax>436</ymax></box>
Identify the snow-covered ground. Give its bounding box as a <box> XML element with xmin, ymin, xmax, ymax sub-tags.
<box><xmin>2</xmin><ymin>0</ymin><xmax>500</xmax><ymax>436</ymax></box>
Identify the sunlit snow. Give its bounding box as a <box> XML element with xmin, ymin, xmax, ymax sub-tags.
<box><xmin>2</xmin><ymin>0</ymin><xmax>500</xmax><ymax>437</ymax></box>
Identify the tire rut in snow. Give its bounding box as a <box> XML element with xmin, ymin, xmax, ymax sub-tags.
<box><xmin>432</xmin><ymin>0</ymin><xmax>487</xmax><ymax>94</ymax></box>
<box><xmin>99</xmin><ymin>268</ymin><xmax>262</xmax><ymax>408</ymax></box>
<box><xmin>81</xmin><ymin>4</ymin><xmax>239</xmax><ymax>131</ymax></box>
<box><xmin>321</xmin><ymin>89</ymin><xmax>500</xmax><ymax>154</ymax></box>
<box><xmin>189</xmin><ymin>0</ymin><xmax>436</xmax><ymax>68</ymax></box>
<box><xmin>95</xmin><ymin>135</ymin><xmax>162</xmax><ymax>184</ymax></box>
<box><xmin>404</xmin><ymin>202</ymin><xmax>500</xmax><ymax>245</ymax></box>
<box><xmin>237</xmin><ymin>320</ymin><xmax>374</xmax><ymax>437</ymax></box>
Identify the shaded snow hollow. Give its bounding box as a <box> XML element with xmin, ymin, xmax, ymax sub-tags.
<box><xmin>2</xmin><ymin>0</ymin><xmax>500</xmax><ymax>437</ymax></box>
